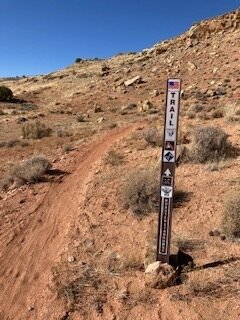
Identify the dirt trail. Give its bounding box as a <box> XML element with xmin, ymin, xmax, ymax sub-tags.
<box><xmin>0</xmin><ymin>124</ymin><xmax>141</xmax><ymax>320</ymax></box>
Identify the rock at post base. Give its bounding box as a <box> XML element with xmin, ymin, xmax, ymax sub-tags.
<box><xmin>145</xmin><ymin>261</ymin><xmax>178</xmax><ymax>289</ymax></box>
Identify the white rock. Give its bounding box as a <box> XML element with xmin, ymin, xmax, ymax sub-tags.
<box><xmin>68</xmin><ymin>255</ymin><xmax>75</xmax><ymax>263</ymax></box>
<box><xmin>124</xmin><ymin>75</ymin><xmax>142</xmax><ymax>87</ymax></box>
<box><xmin>145</xmin><ymin>261</ymin><xmax>161</xmax><ymax>274</ymax></box>
<box><xmin>187</xmin><ymin>61</ymin><xmax>197</xmax><ymax>71</ymax></box>
<box><xmin>97</xmin><ymin>117</ymin><xmax>104</xmax><ymax>123</ymax></box>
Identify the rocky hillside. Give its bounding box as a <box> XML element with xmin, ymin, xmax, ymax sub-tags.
<box><xmin>1</xmin><ymin>9</ymin><xmax>240</xmax><ymax>110</ymax></box>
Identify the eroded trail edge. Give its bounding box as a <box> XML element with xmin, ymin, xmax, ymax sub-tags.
<box><xmin>0</xmin><ymin>124</ymin><xmax>141</xmax><ymax>320</ymax></box>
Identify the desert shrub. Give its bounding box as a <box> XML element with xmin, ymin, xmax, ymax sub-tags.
<box><xmin>16</xmin><ymin>116</ymin><xmax>28</xmax><ymax>124</ymax></box>
<box><xmin>56</xmin><ymin>128</ymin><xmax>71</xmax><ymax>138</ymax></box>
<box><xmin>19</xmin><ymin>140</ymin><xmax>29</xmax><ymax>147</ymax></box>
<box><xmin>120</xmin><ymin>165</ymin><xmax>160</xmax><ymax>216</ymax></box>
<box><xmin>211</xmin><ymin>110</ymin><xmax>224</xmax><ymax>118</ymax></box>
<box><xmin>178</xmin><ymin>124</ymin><xmax>192</xmax><ymax>144</ymax></box>
<box><xmin>195</xmin><ymin>91</ymin><xmax>207</xmax><ymax>101</ymax></box>
<box><xmin>1</xmin><ymin>156</ymin><xmax>51</xmax><ymax>190</ymax></box>
<box><xmin>20</xmin><ymin>103</ymin><xmax>38</xmax><ymax>111</ymax></box>
<box><xmin>62</xmin><ymin>144</ymin><xmax>73</xmax><ymax>154</ymax></box>
<box><xmin>188</xmin><ymin>104</ymin><xmax>203</xmax><ymax>113</ymax></box>
<box><xmin>143</xmin><ymin>127</ymin><xmax>162</xmax><ymax>147</ymax></box>
<box><xmin>76</xmin><ymin>114</ymin><xmax>85</xmax><ymax>122</ymax></box>
<box><xmin>22</xmin><ymin>121</ymin><xmax>52</xmax><ymax>139</ymax></box>
<box><xmin>221</xmin><ymin>193</ymin><xmax>240</xmax><ymax>238</ymax></box>
<box><xmin>0</xmin><ymin>86</ymin><xmax>13</xmax><ymax>101</ymax></box>
<box><xmin>186</xmin><ymin>111</ymin><xmax>196</xmax><ymax>119</ymax></box>
<box><xmin>190</xmin><ymin>126</ymin><xmax>234</xmax><ymax>163</ymax></box>
<box><xmin>108</xmin><ymin>122</ymin><xmax>118</xmax><ymax>129</ymax></box>
<box><xmin>173</xmin><ymin>237</ymin><xmax>204</xmax><ymax>252</ymax></box>
<box><xmin>75</xmin><ymin>57</ymin><xmax>82</xmax><ymax>63</ymax></box>
<box><xmin>196</xmin><ymin>112</ymin><xmax>210</xmax><ymax>120</ymax></box>
<box><xmin>0</xmin><ymin>139</ymin><xmax>28</xmax><ymax>148</ymax></box>
<box><xmin>105</xmin><ymin>150</ymin><xmax>124</xmax><ymax>166</ymax></box>
<box><xmin>6</xmin><ymin>139</ymin><xmax>21</xmax><ymax>148</ymax></box>
<box><xmin>0</xmin><ymin>176</ymin><xmax>14</xmax><ymax>191</ymax></box>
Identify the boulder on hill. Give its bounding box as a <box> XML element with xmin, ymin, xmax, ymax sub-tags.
<box><xmin>124</xmin><ymin>75</ymin><xmax>144</xmax><ymax>87</ymax></box>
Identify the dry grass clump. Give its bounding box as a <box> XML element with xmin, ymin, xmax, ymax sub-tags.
<box><xmin>1</xmin><ymin>156</ymin><xmax>51</xmax><ymax>190</ymax></box>
<box><xmin>221</xmin><ymin>192</ymin><xmax>240</xmax><ymax>239</ymax></box>
<box><xmin>22</xmin><ymin>121</ymin><xmax>52</xmax><ymax>139</ymax></box>
<box><xmin>52</xmin><ymin>263</ymin><xmax>106</xmax><ymax>314</ymax></box>
<box><xmin>143</xmin><ymin>127</ymin><xmax>162</xmax><ymax>147</ymax></box>
<box><xmin>223</xmin><ymin>103</ymin><xmax>240</xmax><ymax>122</ymax></box>
<box><xmin>120</xmin><ymin>165</ymin><xmax>160</xmax><ymax>216</ymax></box>
<box><xmin>186</xmin><ymin>270</ymin><xmax>220</xmax><ymax>296</ymax></box>
<box><xmin>189</xmin><ymin>126</ymin><xmax>235</xmax><ymax>163</ymax></box>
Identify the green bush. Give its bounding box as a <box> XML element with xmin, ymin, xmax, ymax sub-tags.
<box><xmin>0</xmin><ymin>86</ymin><xmax>13</xmax><ymax>101</ymax></box>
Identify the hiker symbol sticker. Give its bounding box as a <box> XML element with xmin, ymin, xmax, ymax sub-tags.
<box><xmin>161</xmin><ymin>186</ymin><xmax>173</xmax><ymax>198</ymax></box>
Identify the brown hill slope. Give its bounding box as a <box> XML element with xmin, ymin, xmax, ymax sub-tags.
<box><xmin>0</xmin><ymin>9</ymin><xmax>240</xmax><ymax>320</ymax></box>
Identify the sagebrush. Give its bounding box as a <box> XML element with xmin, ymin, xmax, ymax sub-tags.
<box><xmin>22</xmin><ymin>121</ymin><xmax>52</xmax><ymax>139</ymax></box>
<box><xmin>189</xmin><ymin>126</ymin><xmax>235</xmax><ymax>163</ymax></box>
<box><xmin>120</xmin><ymin>165</ymin><xmax>160</xmax><ymax>216</ymax></box>
<box><xmin>1</xmin><ymin>156</ymin><xmax>51</xmax><ymax>190</ymax></box>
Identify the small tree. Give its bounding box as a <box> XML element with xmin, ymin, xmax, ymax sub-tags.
<box><xmin>0</xmin><ymin>86</ymin><xmax>13</xmax><ymax>101</ymax></box>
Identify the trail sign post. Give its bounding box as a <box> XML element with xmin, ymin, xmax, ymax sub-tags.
<box><xmin>157</xmin><ymin>79</ymin><xmax>181</xmax><ymax>263</ymax></box>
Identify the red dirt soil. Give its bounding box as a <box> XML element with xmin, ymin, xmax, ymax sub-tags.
<box><xmin>0</xmin><ymin>124</ymin><xmax>142</xmax><ymax>320</ymax></box>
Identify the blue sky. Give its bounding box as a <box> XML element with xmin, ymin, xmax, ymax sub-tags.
<box><xmin>0</xmin><ymin>0</ymin><xmax>239</xmax><ymax>77</ymax></box>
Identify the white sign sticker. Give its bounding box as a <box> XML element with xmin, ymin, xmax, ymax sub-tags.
<box><xmin>165</xmin><ymin>129</ymin><xmax>176</xmax><ymax>141</ymax></box>
<box><xmin>165</xmin><ymin>91</ymin><xmax>180</xmax><ymax>129</ymax></box>
<box><xmin>163</xmin><ymin>150</ymin><xmax>175</xmax><ymax>162</ymax></box>
<box><xmin>161</xmin><ymin>186</ymin><xmax>173</xmax><ymax>198</ymax></box>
